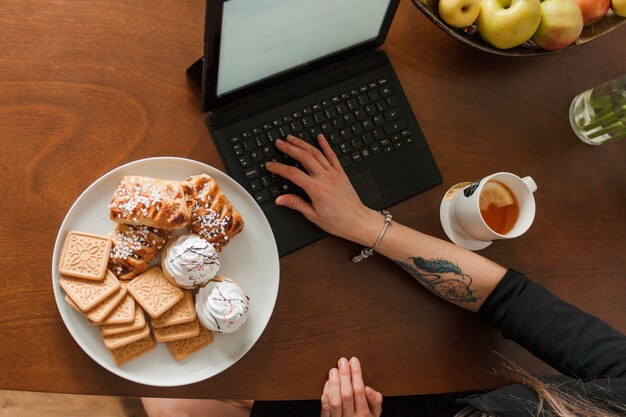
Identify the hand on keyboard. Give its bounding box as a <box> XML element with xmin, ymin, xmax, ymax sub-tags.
<box><xmin>266</xmin><ymin>135</ymin><xmax>384</xmax><ymax>246</ymax></box>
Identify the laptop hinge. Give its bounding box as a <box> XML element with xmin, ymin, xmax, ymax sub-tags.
<box><xmin>207</xmin><ymin>49</ymin><xmax>389</xmax><ymax>129</ymax></box>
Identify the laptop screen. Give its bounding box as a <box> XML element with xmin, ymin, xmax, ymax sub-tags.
<box><xmin>216</xmin><ymin>0</ymin><xmax>392</xmax><ymax>97</ymax></box>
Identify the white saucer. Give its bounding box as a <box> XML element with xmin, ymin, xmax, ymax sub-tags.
<box><xmin>439</xmin><ymin>182</ymin><xmax>492</xmax><ymax>251</ymax></box>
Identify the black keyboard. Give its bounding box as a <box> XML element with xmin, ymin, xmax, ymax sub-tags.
<box><xmin>227</xmin><ymin>77</ymin><xmax>417</xmax><ymax>206</ymax></box>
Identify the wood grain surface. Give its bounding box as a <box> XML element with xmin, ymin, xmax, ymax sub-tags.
<box><xmin>0</xmin><ymin>0</ymin><xmax>625</xmax><ymax>400</ymax></box>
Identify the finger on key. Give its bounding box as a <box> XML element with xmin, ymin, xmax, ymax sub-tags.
<box><xmin>286</xmin><ymin>135</ymin><xmax>332</xmax><ymax>170</ymax></box>
<box><xmin>275</xmin><ymin>138</ymin><xmax>324</xmax><ymax>175</ymax></box>
<box><xmin>338</xmin><ymin>357</ymin><xmax>354</xmax><ymax>416</ymax></box>
<box><xmin>317</xmin><ymin>134</ymin><xmax>341</xmax><ymax>170</ymax></box>
<box><xmin>349</xmin><ymin>357</ymin><xmax>369</xmax><ymax>416</ymax></box>
<box><xmin>265</xmin><ymin>161</ymin><xmax>312</xmax><ymax>192</ymax></box>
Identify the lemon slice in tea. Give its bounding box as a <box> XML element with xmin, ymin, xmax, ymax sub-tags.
<box><xmin>479</xmin><ymin>181</ymin><xmax>515</xmax><ymax>211</ymax></box>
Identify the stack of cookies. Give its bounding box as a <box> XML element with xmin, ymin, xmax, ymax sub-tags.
<box><xmin>58</xmin><ymin>232</ymin><xmax>213</xmax><ymax>365</ymax></box>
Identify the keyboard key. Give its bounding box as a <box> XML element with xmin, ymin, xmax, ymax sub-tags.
<box><xmin>302</xmin><ymin>115</ymin><xmax>315</xmax><ymax>128</ymax></box>
<box><xmin>312</xmin><ymin>103</ymin><xmax>322</xmax><ymax>112</ymax></box>
<box><xmin>254</xmin><ymin>190</ymin><xmax>270</xmax><ymax>204</ymax></box>
<box><xmin>347</xmin><ymin>98</ymin><xmax>359</xmax><ymax>110</ymax></box>
<box><xmin>350</xmin><ymin>151</ymin><xmax>362</xmax><ymax>163</ymax></box>
<box><xmin>386</xmin><ymin>96</ymin><xmax>398</xmax><ymax>108</ymax></box>
<box><xmin>343</xmin><ymin>113</ymin><xmax>356</xmax><ymax>125</ymax></box>
<box><xmin>252</xmin><ymin>127</ymin><xmax>263</xmax><ymax>135</ymax></box>
<box><xmin>361</xmin><ymin>148</ymin><xmax>371</xmax><ymax>158</ymax></box>
<box><xmin>390</xmin><ymin>134</ymin><xmax>401</xmax><ymax>143</ymax></box>
<box><xmin>260</xmin><ymin>175</ymin><xmax>271</xmax><ymax>188</ymax></box>
<box><xmin>233</xmin><ymin>143</ymin><xmax>244</xmax><ymax>156</ymax></box>
<box><xmin>351</xmin><ymin>123</ymin><xmax>364</xmax><ymax>136</ymax></box>
<box><xmin>309</xmin><ymin>126</ymin><xmax>322</xmax><ymax>138</ymax></box>
<box><xmin>351</xmin><ymin>137</ymin><xmax>363</xmax><ymax>148</ymax></box>
<box><xmin>321</xmin><ymin>122</ymin><xmax>334</xmax><ymax>134</ymax></box>
<box><xmin>249</xmin><ymin>179</ymin><xmax>262</xmax><ymax>192</ymax></box>
<box><xmin>377</xmin><ymin>78</ymin><xmax>388</xmax><ymax>86</ymax></box>
<box><xmin>244</xmin><ymin>166</ymin><xmax>260</xmax><ymax>179</ymax></box>
<box><xmin>379</xmin><ymin>86</ymin><xmax>391</xmax><ymax>97</ymax></box>
<box><xmin>404</xmin><ymin>137</ymin><xmax>415</xmax><ymax>145</ymax></box>
<box><xmin>292</xmin><ymin>110</ymin><xmax>302</xmax><ymax>118</ymax></box>
<box><xmin>393</xmin><ymin>141</ymin><xmax>405</xmax><ymax>149</ymax></box>
<box><xmin>282</xmin><ymin>114</ymin><xmax>293</xmax><ymax>123</ymax></box>
<box><xmin>328</xmin><ymin>132</ymin><xmax>342</xmax><ymax>145</ymax></box>
<box><xmin>268</xmin><ymin>130</ymin><xmax>281</xmax><ymax>142</ymax></box>
<box><xmin>279</xmin><ymin>183</ymin><xmax>292</xmax><ymax>194</ymax></box>
<box><xmin>302</xmin><ymin>107</ymin><xmax>312</xmax><ymax>116</ymax></box>
<box><xmin>383</xmin><ymin>144</ymin><xmax>394</xmax><ymax>153</ymax></box>
<box><xmin>332</xmin><ymin>117</ymin><xmax>346</xmax><ymax>129</ymax></box>
<box><xmin>238</xmin><ymin>155</ymin><xmax>252</xmax><ymax>168</ymax></box>
<box><xmin>251</xmin><ymin>150</ymin><xmax>264</xmax><ymax>162</ymax></box>
<box><xmin>368</xmin><ymin>90</ymin><xmax>381</xmax><ymax>101</ymax></box>
<box><xmin>243</xmin><ymin>139</ymin><xmax>257</xmax><ymax>151</ymax></box>
<box><xmin>357</xmin><ymin>94</ymin><xmax>370</xmax><ymax>106</ymax></box>
<box><xmin>367</xmin><ymin>82</ymin><xmax>377</xmax><ymax>89</ymax></box>
<box><xmin>362</xmin><ymin>132</ymin><xmax>374</xmax><ymax>144</ymax></box>
<box><xmin>373</xmin><ymin>114</ymin><xmax>385</xmax><ymax>126</ymax></box>
<box><xmin>272</xmin><ymin>119</ymin><xmax>283</xmax><ymax>127</ymax></box>
<box><xmin>269</xmin><ymin>186</ymin><xmax>281</xmax><ymax>198</ymax></box>
<box><xmin>340</xmin><ymin>128</ymin><xmax>353</xmax><ymax>140</ymax></box>
<box><xmin>255</xmin><ymin>135</ymin><xmax>268</xmax><ymax>147</ymax></box>
<box><xmin>300</xmin><ymin>131</ymin><xmax>312</xmax><ymax>141</ymax></box>
<box><xmin>375</xmin><ymin>100</ymin><xmax>388</xmax><ymax>112</ymax></box>
<box><xmin>359</xmin><ymin>85</ymin><xmax>368</xmax><ymax>93</ymax></box>
<box><xmin>324</xmin><ymin>107</ymin><xmax>338</xmax><ymax>119</ymax></box>
<box><xmin>380</xmin><ymin>138</ymin><xmax>391</xmax><ymax>147</ymax></box>
<box><xmin>362</xmin><ymin>119</ymin><xmax>374</xmax><ymax>131</ymax></box>
<box><xmin>278</xmin><ymin>125</ymin><xmax>291</xmax><ymax>138</ymax></box>
<box><xmin>263</xmin><ymin>123</ymin><xmax>273</xmax><ymax>131</ymax></box>
<box><xmin>322</xmin><ymin>99</ymin><xmax>332</xmax><ymax>108</ymax></box>
<box><xmin>354</xmin><ymin>109</ymin><xmax>366</xmax><ymax>121</ymax></box>
<box><xmin>313</xmin><ymin>112</ymin><xmax>325</xmax><ymax>124</ymax></box>
<box><xmin>290</xmin><ymin>120</ymin><xmax>304</xmax><ymax>133</ymax></box>
<box><xmin>364</xmin><ymin>104</ymin><xmax>376</xmax><ymax>116</ymax></box>
<box><xmin>331</xmin><ymin>96</ymin><xmax>341</xmax><ymax>104</ymax></box>
<box><xmin>370</xmin><ymin>143</ymin><xmax>382</xmax><ymax>154</ymax></box>
<box><xmin>242</xmin><ymin>130</ymin><xmax>253</xmax><ymax>139</ymax></box>
<box><xmin>383</xmin><ymin>120</ymin><xmax>407</xmax><ymax>135</ymax></box>
<box><xmin>262</xmin><ymin>145</ymin><xmax>276</xmax><ymax>157</ymax></box>
<box><xmin>336</xmin><ymin>102</ymin><xmax>348</xmax><ymax>114</ymax></box>
<box><xmin>373</xmin><ymin>129</ymin><xmax>385</xmax><ymax>141</ymax></box>
<box><xmin>230</xmin><ymin>135</ymin><xmax>242</xmax><ymax>144</ymax></box>
<box><xmin>401</xmin><ymin>129</ymin><xmax>411</xmax><ymax>137</ymax></box>
<box><xmin>350</xmin><ymin>89</ymin><xmax>359</xmax><ymax>96</ymax></box>
<box><xmin>384</xmin><ymin>109</ymin><xmax>401</xmax><ymax>121</ymax></box>
<box><xmin>340</xmin><ymin>92</ymin><xmax>350</xmax><ymax>100</ymax></box>
<box><xmin>339</xmin><ymin>142</ymin><xmax>351</xmax><ymax>154</ymax></box>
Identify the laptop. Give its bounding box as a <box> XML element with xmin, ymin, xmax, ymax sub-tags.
<box><xmin>189</xmin><ymin>0</ymin><xmax>442</xmax><ymax>256</ymax></box>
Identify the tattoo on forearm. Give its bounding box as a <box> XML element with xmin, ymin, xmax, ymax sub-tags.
<box><xmin>396</xmin><ymin>257</ymin><xmax>479</xmax><ymax>303</ymax></box>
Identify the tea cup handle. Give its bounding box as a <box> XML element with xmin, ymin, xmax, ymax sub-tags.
<box><xmin>523</xmin><ymin>176</ymin><xmax>537</xmax><ymax>193</ymax></box>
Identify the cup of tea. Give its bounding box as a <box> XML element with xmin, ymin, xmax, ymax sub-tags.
<box><xmin>439</xmin><ymin>173</ymin><xmax>537</xmax><ymax>250</ymax></box>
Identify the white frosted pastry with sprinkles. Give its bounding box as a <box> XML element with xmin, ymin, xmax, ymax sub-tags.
<box><xmin>161</xmin><ymin>234</ymin><xmax>220</xmax><ymax>289</ymax></box>
<box><xmin>196</xmin><ymin>278</ymin><xmax>250</xmax><ymax>334</ymax></box>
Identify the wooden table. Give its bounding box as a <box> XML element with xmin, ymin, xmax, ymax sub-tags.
<box><xmin>1</xmin><ymin>0</ymin><xmax>624</xmax><ymax>400</ymax></box>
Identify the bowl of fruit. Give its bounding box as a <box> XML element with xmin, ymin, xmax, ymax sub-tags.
<box><xmin>412</xmin><ymin>0</ymin><xmax>625</xmax><ymax>55</ymax></box>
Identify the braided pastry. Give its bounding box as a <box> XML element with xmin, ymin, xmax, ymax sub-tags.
<box><xmin>109</xmin><ymin>176</ymin><xmax>192</xmax><ymax>230</ymax></box>
<box><xmin>108</xmin><ymin>224</ymin><xmax>167</xmax><ymax>280</ymax></box>
<box><xmin>182</xmin><ymin>174</ymin><xmax>244</xmax><ymax>250</ymax></box>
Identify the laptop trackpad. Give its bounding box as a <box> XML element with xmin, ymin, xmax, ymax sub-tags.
<box><xmin>350</xmin><ymin>170</ymin><xmax>383</xmax><ymax>207</ymax></box>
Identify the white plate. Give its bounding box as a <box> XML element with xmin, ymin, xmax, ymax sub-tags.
<box><xmin>51</xmin><ymin>157</ymin><xmax>280</xmax><ymax>386</ymax></box>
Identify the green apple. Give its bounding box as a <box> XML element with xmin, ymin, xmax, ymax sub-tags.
<box><xmin>477</xmin><ymin>0</ymin><xmax>542</xmax><ymax>49</ymax></box>
<box><xmin>439</xmin><ymin>0</ymin><xmax>481</xmax><ymax>28</ymax></box>
<box><xmin>611</xmin><ymin>0</ymin><xmax>626</xmax><ymax>17</ymax></box>
<box><xmin>531</xmin><ymin>0</ymin><xmax>583</xmax><ymax>51</ymax></box>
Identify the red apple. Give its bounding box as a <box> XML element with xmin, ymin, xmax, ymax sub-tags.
<box><xmin>532</xmin><ymin>0</ymin><xmax>583</xmax><ymax>51</ymax></box>
<box><xmin>574</xmin><ymin>0</ymin><xmax>611</xmax><ymax>25</ymax></box>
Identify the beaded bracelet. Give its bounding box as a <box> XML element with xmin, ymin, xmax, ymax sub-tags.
<box><xmin>352</xmin><ymin>210</ymin><xmax>392</xmax><ymax>263</ymax></box>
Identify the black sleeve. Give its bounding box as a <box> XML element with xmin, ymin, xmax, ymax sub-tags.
<box><xmin>478</xmin><ymin>269</ymin><xmax>626</xmax><ymax>379</ymax></box>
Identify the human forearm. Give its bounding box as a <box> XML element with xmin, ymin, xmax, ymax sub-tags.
<box><xmin>353</xmin><ymin>208</ymin><xmax>506</xmax><ymax>312</ymax></box>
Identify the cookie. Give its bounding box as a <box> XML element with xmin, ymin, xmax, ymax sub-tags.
<box><xmin>59</xmin><ymin>231</ymin><xmax>112</xmax><ymax>280</ymax></box>
<box><xmin>127</xmin><ymin>266</ymin><xmax>184</xmax><ymax>319</ymax></box>
<box><xmin>103</xmin><ymin>324</ymin><xmax>150</xmax><ymax>349</ymax></box>
<box><xmin>154</xmin><ymin>318</ymin><xmax>200</xmax><ymax>343</ymax></box>
<box><xmin>60</xmin><ymin>270</ymin><xmax>120</xmax><ymax>312</ymax></box>
<box><xmin>166</xmin><ymin>324</ymin><xmax>214</xmax><ymax>361</ymax></box>
<box><xmin>151</xmin><ymin>290</ymin><xmax>196</xmax><ymax>328</ymax></box>
<box><xmin>100</xmin><ymin>303</ymin><xmax>146</xmax><ymax>336</ymax></box>
<box><xmin>109</xmin><ymin>334</ymin><xmax>155</xmax><ymax>365</ymax></box>
<box><xmin>65</xmin><ymin>287</ymin><xmax>127</xmax><ymax>323</ymax></box>
<box><xmin>99</xmin><ymin>290</ymin><xmax>136</xmax><ymax>325</ymax></box>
